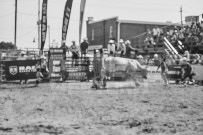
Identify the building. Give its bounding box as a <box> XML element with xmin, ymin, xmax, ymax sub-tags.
<box><xmin>86</xmin><ymin>16</ymin><xmax>182</xmax><ymax>48</ymax></box>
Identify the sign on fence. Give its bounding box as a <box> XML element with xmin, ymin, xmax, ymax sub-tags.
<box><xmin>146</xmin><ymin>66</ymin><xmax>162</xmax><ymax>83</ymax></box>
<box><xmin>48</xmin><ymin>48</ymin><xmax>65</xmax><ymax>81</ymax></box>
<box><xmin>3</xmin><ymin>60</ymin><xmax>39</xmax><ymax>81</ymax></box>
<box><xmin>63</xmin><ymin>58</ymin><xmax>91</xmax><ymax>81</ymax></box>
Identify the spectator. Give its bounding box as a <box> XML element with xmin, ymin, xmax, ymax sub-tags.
<box><xmin>178</xmin><ymin>28</ymin><xmax>185</xmax><ymax>42</ymax></box>
<box><xmin>171</xmin><ymin>31</ymin><xmax>178</xmax><ymax>45</ymax></box>
<box><xmin>166</xmin><ymin>31</ymin><xmax>171</xmax><ymax>40</ymax></box>
<box><xmin>137</xmin><ymin>55</ymin><xmax>144</xmax><ymax>65</ymax></box>
<box><xmin>146</xmin><ymin>29</ymin><xmax>152</xmax><ymax>37</ymax></box>
<box><xmin>152</xmin><ymin>25</ymin><xmax>161</xmax><ymax>42</ymax></box>
<box><xmin>70</xmin><ymin>40</ymin><xmax>79</xmax><ymax>67</ymax></box>
<box><xmin>80</xmin><ymin>38</ymin><xmax>89</xmax><ymax>58</ymax></box>
<box><xmin>153</xmin><ymin>54</ymin><xmax>160</xmax><ymax>66</ymax></box>
<box><xmin>111</xmin><ymin>37</ymin><xmax>118</xmax><ymax>51</ymax></box>
<box><xmin>184</xmin><ymin>50</ymin><xmax>190</xmax><ymax>61</ymax></box>
<box><xmin>192</xmin><ymin>54</ymin><xmax>201</xmax><ymax>64</ymax></box>
<box><xmin>107</xmin><ymin>40</ymin><xmax>116</xmax><ymax>56</ymax></box>
<box><xmin>60</xmin><ymin>40</ymin><xmax>68</xmax><ymax>49</ymax></box>
<box><xmin>18</xmin><ymin>50</ymin><xmax>27</xmax><ymax>60</ymax></box>
<box><xmin>144</xmin><ymin>36</ymin><xmax>155</xmax><ymax>48</ymax></box>
<box><xmin>118</xmin><ymin>39</ymin><xmax>126</xmax><ymax>57</ymax></box>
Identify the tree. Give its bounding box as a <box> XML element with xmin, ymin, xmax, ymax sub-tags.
<box><xmin>0</xmin><ymin>41</ymin><xmax>17</xmax><ymax>49</ymax></box>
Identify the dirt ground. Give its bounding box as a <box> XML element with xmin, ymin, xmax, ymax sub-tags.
<box><xmin>0</xmin><ymin>79</ymin><xmax>203</xmax><ymax>135</ymax></box>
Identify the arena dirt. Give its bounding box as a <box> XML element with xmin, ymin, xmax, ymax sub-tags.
<box><xmin>0</xmin><ymin>80</ymin><xmax>203</xmax><ymax>135</ymax></box>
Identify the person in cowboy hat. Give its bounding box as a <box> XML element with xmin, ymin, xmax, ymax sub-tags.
<box><xmin>18</xmin><ymin>50</ymin><xmax>27</xmax><ymax>60</ymax></box>
<box><xmin>70</xmin><ymin>40</ymin><xmax>79</xmax><ymax>67</ymax></box>
<box><xmin>80</xmin><ymin>38</ymin><xmax>89</xmax><ymax>58</ymax></box>
<box><xmin>125</xmin><ymin>40</ymin><xmax>136</xmax><ymax>58</ymax></box>
<box><xmin>118</xmin><ymin>39</ymin><xmax>126</xmax><ymax>57</ymax></box>
<box><xmin>137</xmin><ymin>55</ymin><xmax>144</xmax><ymax>65</ymax></box>
<box><xmin>107</xmin><ymin>40</ymin><xmax>115</xmax><ymax>56</ymax></box>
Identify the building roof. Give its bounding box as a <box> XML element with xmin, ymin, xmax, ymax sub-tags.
<box><xmin>119</xmin><ymin>19</ymin><xmax>182</xmax><ymax>26</ymax></box>
<box><xmin>88</xmin><ymin>16</ymin><xmax>118</xmax><ymax>24</ymax></box>
<box><xmin>87</xmin><ymin>16</ymin><xmax>182</xmax><ymax>26</ymax></box>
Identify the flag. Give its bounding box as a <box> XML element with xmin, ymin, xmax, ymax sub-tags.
<box><xmin>41</xmin><ymin>0</ymin><xmax>48</xmax><ymax>51</ymax></box>
<box><xmin>79</xmin><ymin>0</ymin><xmax>86</xmax><ymax>44</ymax></box>
<box><xmin>61</xmin><ymin>0</ymin><xmax>73</xmax><ymax>46</ymax></box>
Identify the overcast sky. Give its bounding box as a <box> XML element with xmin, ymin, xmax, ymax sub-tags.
<box><xmin>0</xmin><ymin>0</ymin><xmax>202</xmax><ymax>49</ymax></box>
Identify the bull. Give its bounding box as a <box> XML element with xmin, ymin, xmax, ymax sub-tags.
<box><xmin>92</xmin><ymin>57</ymin><xmax>148</xmax><ymax>89</ymax></box>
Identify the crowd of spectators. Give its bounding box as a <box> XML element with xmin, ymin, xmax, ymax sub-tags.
<box><xmin>144</xmin><ymin>21</ymin><xmax>203</xmax><ymax>53</ymax></box>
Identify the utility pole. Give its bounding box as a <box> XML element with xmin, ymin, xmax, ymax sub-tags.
<box><xmin>14</xmin><ymin>0</ymin><xmax>17</xmax><ymax>47</ymax></box>
<box><xmin>37</xmin><ymin>0</ymin><xmax>41</xmax><ymax>49</ymax></box>
<box><xmin>180</xmin><ymin>6</ymin><xmax>183</xmax><ymax>25</ymax></box>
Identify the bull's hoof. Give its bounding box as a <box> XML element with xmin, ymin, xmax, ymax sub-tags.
<box><xmin>135</xmin><ymin>83</ymin><xmax>140</xmax><ymax>87</ymax></box>
<box><xmin>91</xmin><ymin>85</ymin><xmax>96</xmax><ymax>89</ymax></box>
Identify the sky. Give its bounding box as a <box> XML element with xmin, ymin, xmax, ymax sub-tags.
<box><xmin>0</xmin><ymin>0</ymin><xmax>202</xmax><ymax>49</ymax></box>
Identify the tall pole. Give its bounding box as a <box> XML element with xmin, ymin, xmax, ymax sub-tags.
<box><xmin>180</xmin><ymin>6</ymin><xmax>183</xmax><ymax>25</ymax></box>
<box><xmin>14</xmin><ymin>0</ymin><xmax>17</xmax><ymax>47</ymax></box>
<box><xmin>38</xmin><ymin>0</ymin><xmax>41</xmax><ymax>49</ymax></box>
<box><xmin>48</xmin><ymin>26</ymin><xmax>50</xmax><ymax>48</ymax></box>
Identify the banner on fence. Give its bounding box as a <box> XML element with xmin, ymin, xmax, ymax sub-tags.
<box><xmin>3</xmin><ymin>60</ymin><xmax>39</xmax><ymax>80</ymax></box>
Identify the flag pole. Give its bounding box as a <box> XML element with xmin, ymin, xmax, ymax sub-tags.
<box><xmin>14</xmin><ymin>0</ymin><xmax>17</xmax><ymax>47</ymax></box>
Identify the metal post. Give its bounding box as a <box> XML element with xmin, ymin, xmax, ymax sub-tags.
<box><xmin>38</xmin><ymin>0</ymin><xmax>41</xmax><ymax>49</ymax></box>
<box><xmin>180</xmin><ymin>6</ymin><xmax>183</xmax><ymax>25</ymax></box>
<box><xmin>48</xmin><ymin>25</ymin><xmax>50</xmax><ymax>48</ymax></box>
<box><xmin>117</xmin><ymin>21</ymin><xmax>121</xmax><ymax>46</ymax></box>
<box><xmin>14</xmin><ymin>0</ymin><xmax>17</xmax><ymax>47</ymax></box>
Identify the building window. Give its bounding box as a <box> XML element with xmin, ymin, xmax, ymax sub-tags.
<box><xmin>109</xmin><ymin>26</ymin><xmax>113</xmax><ymax>38</ymax></box>
<box><xmin>92</xmin><ymin>29</ymin><xmax>94</xmax><ymax>40</ymax></box>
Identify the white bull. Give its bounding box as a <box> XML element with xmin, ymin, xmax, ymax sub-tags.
<box><xmin>93</xmin><ymin>57</ymin><xmax>148</xmax><ymax>89</ymax></box>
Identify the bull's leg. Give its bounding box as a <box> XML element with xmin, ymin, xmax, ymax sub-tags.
<box><xmin>102</xmin><ymin>76</ymin><xmax>107</xmax><ymax>89</ymax></box>
<box><xmin>134</xmin><ymin>78</ymin><xmax>141</xmax><ymax>87</ymax></box>
<box><xmin>130</xmin><ymin>73</ymin><xmax>140</xmax><ymax>87</ymax></box>
<box><xmin>100</xmin><ymin>68</ymin><xmax>107</xmax><ymax>89</ymax></box>
<box><xmin>92</xmin><ymin>78</ymin><xmax>101</xmax><ymax>89</ymax></box>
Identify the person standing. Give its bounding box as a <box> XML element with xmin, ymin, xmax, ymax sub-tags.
<box><xmin>60</xmin><ymin>40</ymin><xmax>68</xmax><ymax>49</ymax></box>
<box><xmin>156</xmin><ymin>57</ymin><xmax>169</xmax><ymax>86</ymax></box>
<box><xmin>153</xmin><ymin>54</ymin><xmax>160</xmax><ymax>66</ymax></box>
<box><xmin>152</xmin><ymin>26</ymin><xmax>161</xmax><ymax>42</ymax></box>
<box><xmin>80</xmin><ymin>38</ymin><xmax>89</xmax><ymax>58</ymax></box>
<box><xmin>118</xmin><ymin>39</ymin><xmax>126</xmax><ymax>57</ymax></box>
<box><xmin>125</xmin><ymin>40</ymin><xmax>136</xmax><ymax>58</ymax></box>
<box><xmin>181</xmin><ymin>57</ymin><xmax>195</xmax><ymax>86</ymax></box>
<box><xmin>107</xmin><ymin>40</ymin><xmax>116</xmax><ymax>56</ymax></box>
<box><xmin>70</xmin><ymin>40</ymin><xmax>79</xmax><ymax>67</ymax></box>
